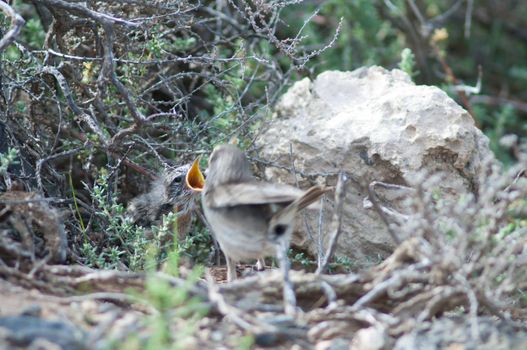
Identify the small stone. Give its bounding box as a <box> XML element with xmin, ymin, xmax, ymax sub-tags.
<box><xmin>350</xmin><ymin>326</ymin><xmax>387</xmax><ymax>350</ymax></box>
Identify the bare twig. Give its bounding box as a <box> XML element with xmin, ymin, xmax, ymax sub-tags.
<box><xmin>40</xmin><ymin>66</ymin><xmax>109</xmax><ymax>146</ymax></box>
<box><xmin>367</xmin><ymin>181</ymin><xmax>411</xmax><ymax>245</ymax></box>
<box><xmin>464</xmin><ymin>0</ymin><xmax>474</xmax><ymax>39</ymax></box>
<box><xmin>38</xmin><ymin>0</ymin><xmax>141</xmax><ymax>27</ymax></box>
<box><xmin>276</xmin><ymin>238</ymin><xmax>297</xmax><ymax>315</ymax></box>
<box><xmin>316</xmin><ymin>171</ymin><xmax>348</xmax><ymax>274</ymax></box>
<box><xmin>36</xmin><ymin>147</ymin><xmax>84</xmax><ymax>193</ymax></box>
<box><xmin>288</xmin><ymin>143</ymin><xmax>316</xmax><ymax>242</ymax></box>
<box><xmin>0</xmin><ymin>1</ymin><xmax>25</xmax><ymax>52</ymax></box>
<box><xmin>207</xmin><ymin>273</ymin><xmax>276</xmax><ymax>332</ymax></box>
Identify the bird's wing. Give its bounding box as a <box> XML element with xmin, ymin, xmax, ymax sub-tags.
<box><xmin>205</xmin><ymin>182</ymin><xmax>305</xmax><ymax>208</ymax></box>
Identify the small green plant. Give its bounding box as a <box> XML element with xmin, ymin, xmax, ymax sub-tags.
<box><xmin>113</xmin><ymin>245</ymin><xmax>209</xmax><ymax>350</ymax></box>
<box><xmin>173</xmin><ymin>37</ymin><xmax>196</xmax><ymax>51</ymax></box>
<box><xmin>0</xmin><ymin>148</ymin><xmax>18</xmax><ymax>176</ymax></box>
<box><xmin>79</xmin><ymin>242</ymin><xmax>106</xmax><ymax>268</ymax></box>
<box><xmin>478</xmin><ymin>105</ymin><xmax>521</xmax><ymax>165</ymax></box>
<box><xmin>23</xmin><ymin>18</ymin><xmax>46</xmax><ymax>48</ymax></box>
<box><xmin>200</xmin><ymin>83</ymin><xmax>240</xmax><ymax>146</ymax></box>
<box><xmin>237</xmin><ymin>335</ymin><xmax>255</xmax><ymax>350</ymax></box>
<box><xmin>328</xmin><ymin>255</ymin><xmax>354</xmax><ymax>273</ymax></box>
<box><xmin>289</xmin><ymin>250</ymin><xmax>316</xmax><ymax>269</ymax></box>
<box><xmin>69</xmin><ymin>171</ymin><xmax>87</xmax><ymax>243</ymax></box>
<box><xmin>288</xmin><ymin>249</ymin><xmax>355</xmax><ymax>273</ymax></box>
<box><xmin>145</xmin><ymin>25</ymin><xmax>169</xmax><ymax>59</ymax></box>
<box><xmin>150</xmin><ymin>214</ymin><xmax>214</xmax><ymax>269</ymax></box>
<box><xmin>149</xmin><ymin>212</ymin><xmax>179</xmax><ymax>256</ymax></box>
<box><xmin>398</xmin><ymin>47</ymin><xmax>419</xmax><ymax>78</ymax></box>
<box><xmin>84</xmin><ymin>172</ymin><xmax>149</xmax><ymax>270</ymax></box>
<box><xmin>84</xmin><ymin>172</ymin><xmax>213</xmax><ymax>270</ymax></box>
<box><xmin>15</xmin><ymin>100</ymin><xmax>26</xmax><ymax>113</ymax></box>
<box><xmin>176</xmin><ymin>227</ymin><xmax>214</xmax><ymax>265</ymax></box>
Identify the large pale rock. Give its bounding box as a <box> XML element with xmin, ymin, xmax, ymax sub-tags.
<box><xmin>256</xmin><ymin>66</ymin><xmax>492</xmax><ymax>268</ymax></box>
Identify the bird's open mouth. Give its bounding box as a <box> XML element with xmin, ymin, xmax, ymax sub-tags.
<box><xmin>185</xmin><ymin>158</ymin><xmax>205</xmax><ymax>192</ymax></box>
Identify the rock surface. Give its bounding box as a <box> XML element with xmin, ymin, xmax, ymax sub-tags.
<box><xmin>256</xmin><ymin>66</ymin><xmax>492</xmax><ymax>267</ymax></box>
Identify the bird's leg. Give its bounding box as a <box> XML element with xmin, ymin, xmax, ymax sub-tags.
<box><xmin>276</xmin><ymin>239</ymin><xmax>297</xmax><ymax>315</ymax></box>
<box><xmin>256</xmin><ymin>258</ymin><xmax>265</xmax><ymax>271</ymax></box>
<box><xmin>226</xmin><ymin>255</ymin><xmax>237</xmax><ymax>282</ymax></box>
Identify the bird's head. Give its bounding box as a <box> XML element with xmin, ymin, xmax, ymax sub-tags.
<box><xmin>186</xmin><ymin>144</ymin><xmax>252</xmax><ymax>191</ymax></box>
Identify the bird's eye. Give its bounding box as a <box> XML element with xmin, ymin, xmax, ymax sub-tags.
<box><xmin>273</xmin><ymin>224</ymin><xmax>287</xmax><ymax>236</ymax></box>
<box><xmin>172</xmin><ymin>176</ymin><xmax>182</xmax><ymax>184</ymax></box>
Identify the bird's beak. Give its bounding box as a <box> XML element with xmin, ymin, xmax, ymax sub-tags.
<box><xmin>185</xmin><ymin>157</ymin><xmax>205</xmax><ymax>192</ymax></box>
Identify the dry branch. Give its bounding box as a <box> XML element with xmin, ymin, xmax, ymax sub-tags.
<box><xmin>0</xmin><ymin>1</ymin><xmax>25</xmax><ymax>52</ymax></box>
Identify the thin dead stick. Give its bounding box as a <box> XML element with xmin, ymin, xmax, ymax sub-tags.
<box><xmin>288</xmin><ymin>143</ymin><xmax>316</xmax><ymax>242</ymax></box>
<box><xmin>0</xmin><ymin>2</ymin><xmax>25</xmax><ymax>52</ymax></box>
<box><xmin>62</xmin><ymin>292</ymin><xmax>148</xmax><ymax>305</ymax></box>
<box><xmin>353</xmin><ymin>270</ymin><xmax>429</xmax><ymax>311</ymax></box>
<box><xmin>207</xmin><ymin>273</ymin><xmax>276</xmax><ymax>332</ymax></box>
<box><xmin>28</xmin><ymin>255</ymin><xmax>52</xmax><ymax>278</ymax></box>
<box><xmin>316</xmin><ymin>196</ymin><xmax>325</xmax><ymax>268</ymax></box>
<box><xmin>276</xmin><ymin>239</ymin><xmax>297</xmax><ymax>316</ymax></box>
<box><xmin>464</xmin><ymin>0</ymin><xmax>474</xmax><ymax>39</ymax></box>
<box><xmin>320</xmin><ymin>280</ymin><xmax>337</xmax><ymax>309</ymax></box>
<box><xmin>41</xmin><ymin>66</ymin><xmax>109</xmax><ymax>146</ymax></box>
<box><xmin>36</xmin><ymin>146</ymin><xmax>84</xmax><ymax>193</ymax></box>
<box><xmin>367</xmin><ymin>181</ymin><xmax>413</xmax><ymax>245</ymax></box>
<box><xmin>503</xmin><ymin>168</ymin><xmax>526</xmax><ymax>193</ymax></box>
<box><xmin>316</xmin><ymin>171</ymin><xmax>348</xmax><ymax>274</ymax></box>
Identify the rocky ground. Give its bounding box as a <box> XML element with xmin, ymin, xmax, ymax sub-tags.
<box><xmin>2</xmin><ymin>234</ymin><xmax>527</xmax><ymax>349</ymax></box>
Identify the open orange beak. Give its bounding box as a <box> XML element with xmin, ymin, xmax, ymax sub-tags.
<box><xmin>185</xmin><ymin>157</ymin><xmax>205</xmax><ymax>192</ymax></box>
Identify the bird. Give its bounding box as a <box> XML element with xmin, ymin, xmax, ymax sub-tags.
<box><xmin>185</xmin><ymin>144</ymin><xmax>331</xmax><ymax>283</ymax></box>
<box><xmin>127</xmin><ymin>164</ymin><xmax>198</xmax><ymax>241</ymax></box>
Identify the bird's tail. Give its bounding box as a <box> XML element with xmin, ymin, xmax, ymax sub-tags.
<box><xmin>295</xmin><ymin>185</ymin><xmax>333</xmax><ymax>211</ymax></box>
<box><xmin>268</xmin><ymin>185</ymin><xmax>333</xmax><ymax>241</ymax></box>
